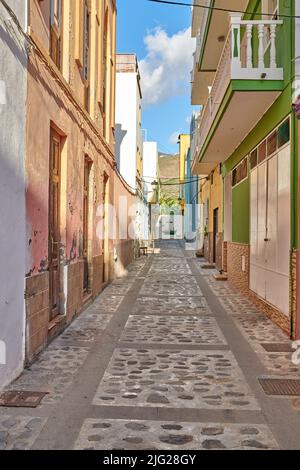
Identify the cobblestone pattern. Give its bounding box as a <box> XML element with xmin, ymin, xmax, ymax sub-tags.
<box><xmin>0</xmin><ymin>416</ymin><xmax>47</xmax><ymax>450</ymax></box>
<box><xmin>149</xmin><ymin>259</ymin><xmax>191</xmax><ymax>275</ymax></box>
<box><xmin>195</xmin><ymin>260</ymin><xmax>300</xmax><ymax>381</ymax></box>
<box><xmin>140</xmin><ymin>279</ymin><xmax>203</xmax><ymax>297</ymax></box>
<box><xmin>59</xmin><ymin>313</ymin><xmax>112</xmax><ymax>343</ymax></box>
<box><xmin>132</xmin><ymin>296</ymin><xmax>210</xmax><ymax>316</ymax></box>
<box><xmin>6</xmin><ymin>344</ymin><xmax>90</xmax><ymax>404</ymax></box>
<box><xmin>120</xmin><ymin>315</ymin><xmax>227</xmax><ymax>345</ymax></box>
<box><xmin>89</xmin><ymin>294</ymin><xmax>124</xmax><ymax>313</ymax></box>
<box><xmin>74</xmin><ymin>419</ymin><xmax>278</xmax><ymax>450</ymax></box>
<box><xmin>93</xmin><ymin>348</ymin><xmax>259</xmax><ymax>410</ymax></box>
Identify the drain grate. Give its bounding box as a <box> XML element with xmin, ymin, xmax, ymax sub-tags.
<box><xmin>259</xmin><ymin>378</ymin><xmax>300</xmax><ymax>396</ymax></box>
<box><xmin>0</xmin><ymin>391</ymin><xmax>48</xmax><ymax>408</ymax></box>
<box><xmin>260</xmin><ymin>343</ymin><xmax>293</xmax><ymax>353</ymax></box>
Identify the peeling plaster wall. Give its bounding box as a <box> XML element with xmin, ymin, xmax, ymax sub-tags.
<box><xmin>0</xmin><ymin>1</ymin><xmax>27</xmax><ymax>388</ymax></box>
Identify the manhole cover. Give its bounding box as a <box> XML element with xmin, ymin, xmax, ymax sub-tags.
<box><xmin>260</xmin><ymin>343</ymin><xmax>293</xmax><ymax>353</ymax></box>
<box><xmin>201</xmin><ymin>264</ymin><xmax>215</xmax><ymax>270</ymax></box>
<box><xmin>258</xmin><ymin>378</ymin><xmax>300</xmax><ymax>396</ymax></box>
<box><xmin>0</xmin><ymin>391</ymin><xmax>48</xmax><ymax>408</ymax></box>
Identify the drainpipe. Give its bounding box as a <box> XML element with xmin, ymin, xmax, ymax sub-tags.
<box><xmin>293</xmin><ymin>95</ymin><xmax>300</xmax><ymax>339</ymax></box>
<box><xmin>296</xmin><ymin>109</ymin><xmax>300</xmax><ymax>339</ymax></box>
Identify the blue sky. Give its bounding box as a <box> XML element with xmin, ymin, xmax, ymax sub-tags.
<box><xmin>117</xmin><ymin>0</ymin><xmax>196</xmax><ymax>154</ymax></box>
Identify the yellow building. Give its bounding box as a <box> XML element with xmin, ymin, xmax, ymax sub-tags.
<box><xmin>199</xmin><ymin>165</ymin><xmax>223</xmax><ymax>270</ymax></box>
<box><xmin>178</xmin><ymin>134</ymin><xmax>190</xmax><ymax>212</ymax></box>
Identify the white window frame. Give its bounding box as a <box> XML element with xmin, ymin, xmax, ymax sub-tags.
<box><xmin>83</xmin><ymin>1</ymin><xmax>90</xmax><ymax>82</ymax></box>
<box><xmin>249</xmin><ymin>116</ymin><xmax>291</xmax><ymax>173</ymax></box>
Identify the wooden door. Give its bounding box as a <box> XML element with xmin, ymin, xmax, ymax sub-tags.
<box><xmin>49</xmin><ymin>129</ymin><xmax>61</xmax><ymax>321</ymax></box>
<box><xmin>213</xmin><ymin>208</ymin><xmax>218</xmax><ymax>263</ymax></box>
<box><xmin>83</xmin><ymin>157</ymin><xmax>90</xmax><ymax>293</ymax></box>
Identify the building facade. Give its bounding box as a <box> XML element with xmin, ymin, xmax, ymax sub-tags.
<box><xmin>115</xmin><ymin>53</ymin><xmax>146</xmax><ymax>250</ymax></box>
<box><xmin>191</xmin><ymin>0</ymin><xmax>299</xmax><ymax>338</ymax></box>
<box><xmin>0</xmin><ymin>0</ymin><xmax>27</xmax><ymax>389</ymax></box>
<box><xmin>115</xmin><ymin>54</ymin><xmax>143</xmax><ymax>193</ymax></box>
<box><xmin>0</xmin><ymin>0</ymin><xmax>137</xmax><ymax>387</ymax></box>
<box><xmin>143</xmin><ymin>141</ymin><xmax>158</xmax><ymax>240</ymax></box>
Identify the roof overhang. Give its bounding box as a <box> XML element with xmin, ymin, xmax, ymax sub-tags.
<box><xmin>200</xmin><ymin>1</ymin><xmax>249</xmax><ymax>71</ymax></box>
<box><xmin>199</xmin><ymin>89</ymin><xmax>281</xmax><ymax>167</ymax></box>
<box><xmin>192</xmin><ymin>0</ymin><xmax>205</xmax><ymax>37</ymax></box>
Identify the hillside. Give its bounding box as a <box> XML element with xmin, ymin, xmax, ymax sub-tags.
<box><xmin>158</xmin><ymin>152</ymin><xmax>180</xmax><ymax>204</ymax></box>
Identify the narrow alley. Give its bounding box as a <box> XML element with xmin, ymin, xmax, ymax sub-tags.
<box><xmin>1</xmin><ymin>240</ymin><xmax>300</xmax><ymax>450</ymax></box>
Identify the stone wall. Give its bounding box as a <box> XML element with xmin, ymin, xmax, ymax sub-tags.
<box><xmin>25</xmin><ymin>272</ymin><xmax>49</xmax><ymax>363</ymax></box>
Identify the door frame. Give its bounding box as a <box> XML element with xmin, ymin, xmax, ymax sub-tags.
<box><xmin>49</xmin><ymin>127</ymin><xmax>62</xmax><ymax>322</ymax></box>
<box><xmin>213</xmin><ymin>207</ymin><xmax>219</xmax><ymax>264</ymax></box>
<box><xmin>102</xmin><ymin>172</ymin><xmax>109</xmax><ymax>284</ymax></box>
<box><xmin>83</xmin><ymin>155</ymin><xmax>92</xmax><ymax>295</ymax></box>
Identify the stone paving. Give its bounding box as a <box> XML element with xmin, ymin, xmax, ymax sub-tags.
<box><xmin>1</xmin><ymin>240</ymin><xmax>300</xmax><ymax>450</ymax></box>
<box><xmin>74</xmin><ymin>419</ymin><xmax>278</xmax><ymax>450</ymax></box>
<box><xmin>93</xmin><ymin>348</ymin><xmax>259</xmax><ymax>410</ymax></box>
<box><xmin>132</xmin><ymin>296</ymin><xmax>210</xmax><ymax>315</ymax></box>
<box><xmin>120</xmin><ymin>315</ymin><xmax>227</xmax><ymax>345</ymax></box>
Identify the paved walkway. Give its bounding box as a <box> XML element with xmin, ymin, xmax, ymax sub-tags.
<box><xmin>1</xmin><ymin>240</ymin><xmax>300</xmax><ymax>449</ymax></box>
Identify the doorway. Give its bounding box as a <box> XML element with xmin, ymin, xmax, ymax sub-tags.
<box><xmin>49</xmin><ymin>129</ymin><xmax>61</xmax><ymax>321</ymax></box>
<box><xmin>83</xmin><ymin>156</ymin><xmax>92</xmax><ymax>294</ymax></box>
<box><xmin>102</xmin><ymin>174</ymin><xmax>109</xmax><ymax>284</ymax></box>
<box><xmin>250</xmin><ymin>144</ymin><xmax>290</xmax><ymax>315</ymax></box>
<box><xmin>213</xmin><ymin>207</ymin><xmax>219</xmax><ymax>264</ymax></box>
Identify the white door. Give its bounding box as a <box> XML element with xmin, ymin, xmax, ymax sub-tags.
<box><xmin>250</xmin><ymin>144</ymin><xmax>290</xmax><ymax>316</ymax></box>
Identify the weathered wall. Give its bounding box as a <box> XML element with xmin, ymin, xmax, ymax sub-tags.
<box><xmin>0</xmin><ymin>1</ymin><xmax>27</xmax><ymax>389</ymax></box>
<box><xmin>24</xmin><ymin>0</ymin><xmax>131</xmax><ymax>363</ymax></box>
<box><xmin>112</xmin><ymin>173</ymin><xmax>136</xmax><ymax>278</ymax></box>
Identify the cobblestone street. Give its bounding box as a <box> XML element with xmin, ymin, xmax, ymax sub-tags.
<box><xmin>1</xmin><ymin>240</ymin><xmax>300</xmax><ymax>450</ymax></box>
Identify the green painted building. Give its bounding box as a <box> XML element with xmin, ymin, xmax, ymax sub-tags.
<box><xmin>191</xmin><ymin>0</ymin><xmax>299</xmax><ymax>338</ymax></box>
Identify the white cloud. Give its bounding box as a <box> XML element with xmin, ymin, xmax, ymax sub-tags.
<box><xmin>169</xmin><ymin>131</ymin><xmax>180</xmax><ymax>146</ymax></box>
<box><xmin>139</xmin><ymin>27</ymin><xmax>195</xmax><ymax>107</ymax></box>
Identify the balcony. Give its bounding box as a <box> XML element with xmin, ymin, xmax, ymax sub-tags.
<box><xmin>192</xmin><ymin>14</ymin><xmax>284</xmax><ymax>175</ymax></box>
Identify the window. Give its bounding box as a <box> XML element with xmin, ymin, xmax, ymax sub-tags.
<box><xmin>50</xmin><ymin>0</ymin><xmax>62</xmax><ymax>69</ymax></box>
<box><xmin>249</xmin><ymin>118</ymin><xmax>290</xmax><ymax>172</ymax></box>
<box><xmin>232</xmin><ymin>157</ymin><xmax>248</xmax><ymax>187</ymax></box>
<box><xmin>102</xmin><ymin>9</ymin><xmax>109</xmax><ymax>135</ymax></box>
<box><xmin>258</xmin><ymin>140</ymin><xmax>267</xmax><ymax>164</ymax></box>
<box><xmin>278</xmin><ymin>118</ymin><xmax>290</xmax><ymax>148</ymax></box>
<box><xmin>250</xmin><ymin>149</ymin><xmax>258</xmax><ymax>170</ymax></box>
<box><xmin>83</xmin><ymin>2</ymin><xmax>90</xmax><ymax>82</ymax></box>
<box><xmin>267</xmin><ymin>129</ymin><xmax>277</xmax><ymax>156</ymax></box>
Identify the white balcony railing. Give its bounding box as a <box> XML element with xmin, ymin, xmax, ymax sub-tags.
<box><xmin>192</xmin><ymin>13</ymin><xmax>283</xmax><ymax>166</ymax></box>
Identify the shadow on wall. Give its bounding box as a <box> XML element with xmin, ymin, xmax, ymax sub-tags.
<box><xmin>0</xmin><ymin>145</ymin><xmax>26</xmax><ymax>389</ymax></box>
<box><xmin>114</xmin><ymin>123</ymin><xmax>127</xmax><ymax>169</ymax></box>
<box><xmin>0</xmin><ymin>23</ymin><xmax>27</xmax><ymax>69</ymax></box>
